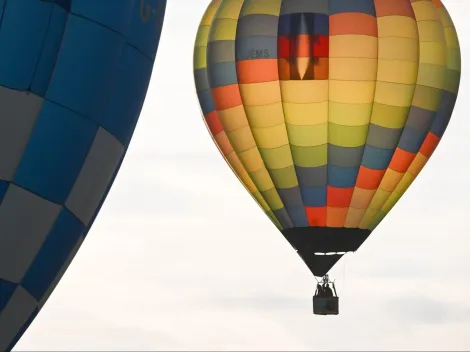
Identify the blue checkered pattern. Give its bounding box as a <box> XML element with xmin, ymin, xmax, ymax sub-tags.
<box><xmin>0</xmin><ymin>1</ymin><xmax>166</xmax><ymax>350</ymax></box>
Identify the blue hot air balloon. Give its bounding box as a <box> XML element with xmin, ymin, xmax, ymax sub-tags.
<box><xmin>0</xmin><ymin>1</ymin><xmax>166</xmax><ymax>350</ymax></box>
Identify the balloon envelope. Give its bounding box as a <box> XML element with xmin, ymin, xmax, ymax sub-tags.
<box><xmin>0</xmin><ymin>0</ymin><xmax>166</xmax><ymax>350</ymax></box>
<box><xmin>194</xmin><ymin>0</ymin><xmax>460</xmax><ymax>277</ymax></box>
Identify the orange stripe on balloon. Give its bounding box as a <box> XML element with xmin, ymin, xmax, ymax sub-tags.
<box><xmin>327</xmin><ymin>187</ymin><xmax>354</xmax><ymax>208</ymax></box>
<box><xmin>355</xmin><ymin>166</ymin><xmax>386</xmax><ymax>190</ymax></box>
<box><xmin>305</xmin><ymin>206</ymin><xmax>327</xmax><ymax>227</ymax></box>
<box><xmin>211</xmin><ymin>84</ymin><xmax>242</xmax><ymax>110</ymax></box>
<box><xmin>388</xmin><ymin>148</ymin><xmax>416</xmax><ymax>173</ymax></box>
<box><xmin>204</xmin><ymin>111</ymin><xmax>223</xmax><ymax>135</ymax></box>
<box><xmin>419</xmin><ymin>132</ymin><xmax>440</xmax><ymax>158</ymax></box>
<box><xmin>236</xmin><ymin>59</ymin><xmax>279</xmax><ymax>84</ymax></box>
<box><xmin>330</xmin><ymin>13</ymin><xmax>378</xmax><ymax>36</ymax></box>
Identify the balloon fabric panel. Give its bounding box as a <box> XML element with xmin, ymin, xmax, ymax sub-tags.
<box><xmin>194</xmin><ymin>0</ymin><xmax>460</xmax><ymax>275</ymax></box>
<box><xmin>0</xmin><ymin>1</ymin><xmax>166</xmax><ymax>350</ymax></box>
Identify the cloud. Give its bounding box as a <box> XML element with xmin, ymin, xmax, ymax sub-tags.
<box><xmin>385</xmin><ymin>296</ymin><xmax>470</xmax><ymax>325</ymax></box>
<box><xmin>19</xmin><ymin>304</ymin><xmax>178</xmax><ymax>351</ymax></box>
<box><xmin>210</xmin><ymin>292</ymin><xmax>307</xmax><ymax>312</ymax></box>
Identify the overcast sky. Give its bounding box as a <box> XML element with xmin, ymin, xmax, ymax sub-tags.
<box><xmin>15</xmin><ymin>0</ymin><xmax>470</xmax><ymax>350</ymax></box>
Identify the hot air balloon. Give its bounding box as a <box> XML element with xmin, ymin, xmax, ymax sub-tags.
<box><xmin>193</xmin><ymin>0</ymin><xmax>460</xmax><ymax>314</ymax></box>
<box><xmin>0</xmin><ymin>0</ymin><xmax>166</xmax><ymax>349</ymax></box>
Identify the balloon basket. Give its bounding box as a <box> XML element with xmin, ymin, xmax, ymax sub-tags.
<box><xmin>312</xmin><ymin>296</ymin><xmax>339</xmax><ymax>315</ymax></box>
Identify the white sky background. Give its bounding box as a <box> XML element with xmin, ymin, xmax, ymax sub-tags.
<box><xmin>15</xmin><ymin>0</ymin><xmax>470</xmax><ymax>350</ymax></box>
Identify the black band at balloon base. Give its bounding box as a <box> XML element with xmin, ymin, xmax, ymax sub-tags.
<box><xmin>281</xmin><ymin>227</ymin><xmax>372</xmax><ymax>277</ymax></box>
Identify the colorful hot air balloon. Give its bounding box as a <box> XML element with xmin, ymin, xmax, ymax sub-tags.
<box><xmin>193</xmin><ymin>0</ymin><xmax>460</xmax><ymax>287</ymax></box>
<box><xmin>0</xmin><ymin>0</ymin><xmax>166</xmax><ymax>350</ymax></box>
